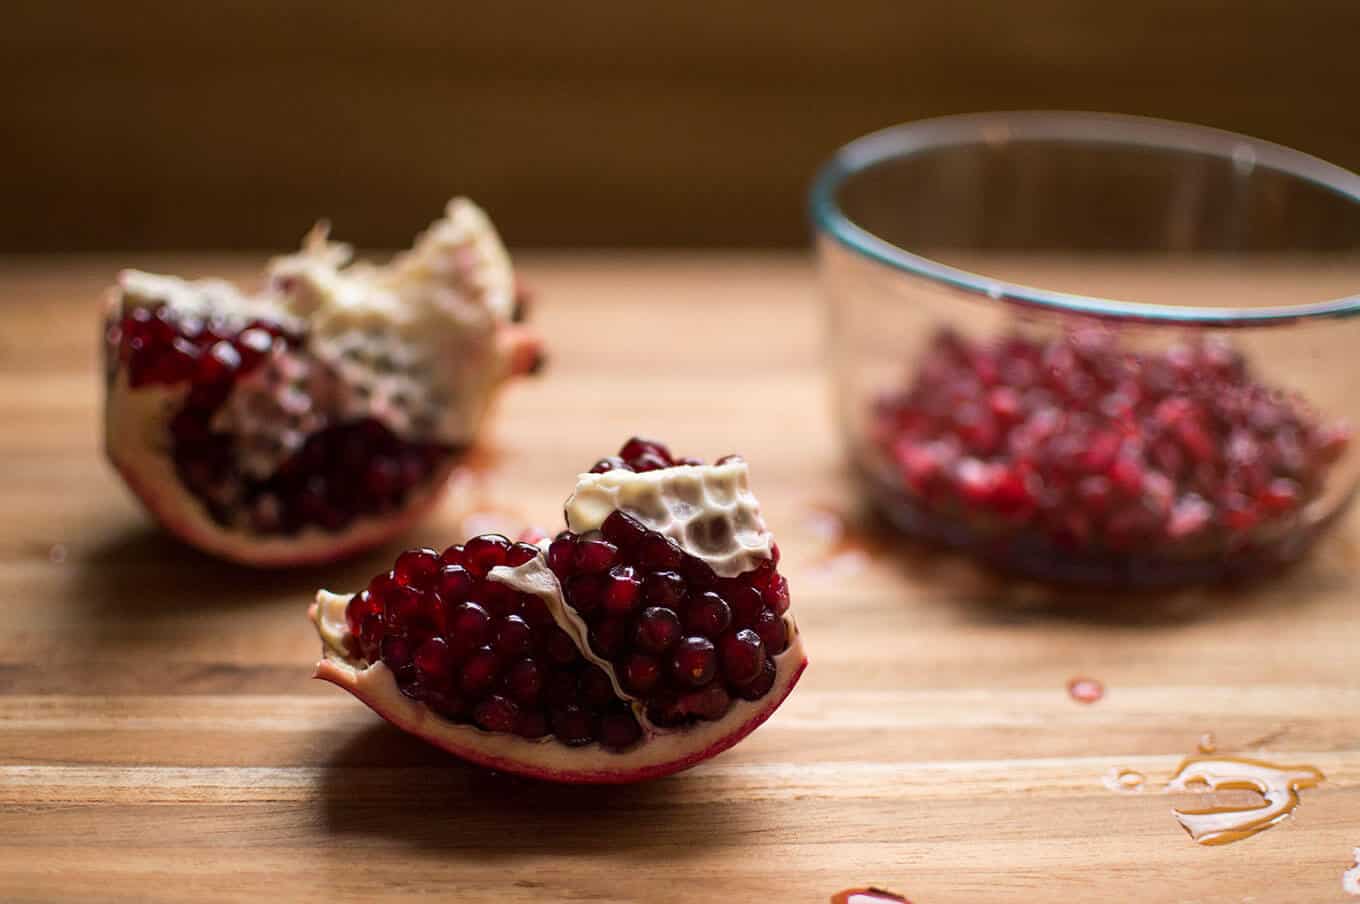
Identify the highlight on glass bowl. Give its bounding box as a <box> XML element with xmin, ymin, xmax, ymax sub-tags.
<box><xmin>811</xmin><ymin>112</ymin><xmax>1360</xmax><ymax>587</ymax></box>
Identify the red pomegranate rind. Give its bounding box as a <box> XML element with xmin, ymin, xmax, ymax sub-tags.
<box><xmin>104</xmin><ymin>199</ymin><xmax>541</xmax><ymax>566</ymax></box>
<box><xmin>311</xmin><ymin>441</ymin><xmax>807</xmax><ymax>783</ymax></box>
<box><xmin>869</xmin><ymin>327</ymin><xmax>1353</xmax><ymax>584</ymax></box>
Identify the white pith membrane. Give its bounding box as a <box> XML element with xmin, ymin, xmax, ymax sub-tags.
<box><xmin>311</xmin><ymin>462</ymin><xmax>807</xmax><ymax>783</ymax></box>
<box><xmin>105</xmin><ymin>199</ymin><xmax>538</xmax><ymax>566</ymax></box>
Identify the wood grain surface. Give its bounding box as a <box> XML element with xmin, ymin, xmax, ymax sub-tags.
<box><xmin>1</xmin><ymin>253</ymin><xmax>1357</xmax><ymax>903</ymax></box>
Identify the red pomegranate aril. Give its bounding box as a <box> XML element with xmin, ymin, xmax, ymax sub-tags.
<box><xmin>684</xmin><ymin>591</ymin><xmax>732</xmax><ymax>636</ymax></box>
<box><xmin>671</xmin><ymin>636</ymin><xmax>717</xmax><ymax>687</ymax></box>
<box><xmin>514</xmin><ymin>709</ymin><xmax>550</xmax><ymax>739</ymax></box>
<box><xmin>601</xmin><ymin>510</ymin><xmax>649</xmax><ymax>552</ymax></box>
<box><xmin>714</xmin><ymin>453</ymin><xmax>744</xmax><ymax>465</ymax></box>
<box><xmin>543</xmin><ymin>626</ymin><xmax>580</xmax><ymax>665</ymax></box>
<box><xmin>413</xmin><ymin>636</ymin><xmax>454</xmax><ymax>683</ymax></box>
<box><xmin>551</xmin><ymin>704</ymin><xmax>596</xmax><ymax>747</ymax></box>
<box><xmin>504</xmin><ymin>657</ymin><xmax>544</xmax><ymax>705</ymax></box>
<box><xmin>547</xmin><ymin>534</ymin><xmax>576</xmax><ymax>578</ymax></box>
<box><xmin>751</xmin><ymin>609</ymin><xmax>788</xmax><ymax>655</ymax></box>
<box><xmin>459</xmin><ymin>648</ymin><xmax>501</xmax><ymax>696</ymax></box>
<box><xmin>414</xmin><ymin>589</ymin><xmax>448</xmax><ymax>636</ymax></box>
<box><xmin>235</xmin><ymin>327</ymin><xmax>274</xmax><ymax>368</ymax></box>
<box><xmin>479</xmin><ymin>580</ymin><xmax>519</xmax><ymax>618</ymax></box>
<box><xmin>381</xmin><ymin>634</ymin><xmax>414</xmax><ymax>671</ymax></box>
<box><xmin>725</xmin><ymin>584</ymin><xmax>765</xmax><ymax>626</ymax></box>
<box><xmin>642</xmin><ymin>570</ymin><xmax>686</xmax><ymax>607</ymax></box>
<box><xmin>492</xmin><ymin>614</ymin><xmax>533</xmax><ymax>658</ymax></box>
<box><xmin>1259</xmin><ymin>478</ymin><xmax>1301</xmax><ymax>514</ymax></box>
<box><xmin>589</xmin><ymin>618</ymin><xmax>629</xmax><ymax>659</ymax></box>
<box><xmin>345</xmin><ymin>589</ymin><xmax>379</xmax><ymax>636</ymax></box>
<box><xmin>590</xmin><ymin>456</ymin><xmax>632</xmax><ymax>473</ymax></box>
<box><xmin>761</xmin><ymin>575</ymin><xmax>791</xmax><ymax>616</ymax></box>
<box><xmin>602</xmin><ymin>565</ymin><xmax>643</xmax><ymax>614</ymax></box>
<box><xmin>619</xmin><ymin>436</ymin><xmax>673</xmax><ymax>467</ymax></box>
<box><xmin>638</xmin><ymin>533</ymin><xmax>684</xmax><ymax>571</ymax></box>
<box><xmin>631</xmin><ymin>451</ymin><xmax>671</xmax><ymax>471</ymax></box>
<box><xmin>734</xmin><ymin>657</ymin><xmax>777</xmax><ymax>700</ymax></box>
<box><xmin>599</xmin><ymin>708</ymin><xmax>643</xmax><ymax>750</ymax></box>
<box><xmin>573</xmin><ymin>533</ymin><xmax>619</xmax><ymax>574</ymax></box>
<box><xmin>544</xmin><ymin>669</ymin><xmax>580</xmax><ymax>707</ymax></box>
<box><xmin>440</xmin><ymin>544</ymin><xmax>466</xmax><ymax>567</ymax></box>
<box><xmin>384</xmin><ymin>585</ymin><xmax>422</xmax><ymax>629</ymax></box>
<box><xmin>357</xmin><ymin>612</ymin><xmax>385</xmax><ymax>661</ymax></box>
<box><xmin>719</xmin><ymin>628</ymin><xmax>765</xmax><ymax>685</ymax></box>
<box><xmin>622</xmin><ymin>652</ymin><xmax>662</xmax><ymax>694</ymax></box>
<box><xmin>505</xmin><ymin>542</ymin><xmax>541</xmax><ymax>567</ymax></box>
<box><xmin>1167</xmin><ymin>494</ymin><xmax>1212</xmax><ymax>539</ymax></box>
<box><xmin>680</xmin><ymin>555</ymin><xmax>718</xmax><ymax>589</ymax></box>
<box><xmin>437</xmin><ymin>564</ymin><xmax>475</xmax><ymax>603</ymax></box>
<box><xmin>449</xmin><ymin>601</ymin><xmax>491</xmax><ymax>647</ymax></box>
<box><xmin>473</xmin><ymin>695</ymin><xmax>519</xmax><ymax>733</ymax></box>
<box><xmin>634</xmin><ymin>606</ymin><xmax>682</xmax><ymax>654</ymax></box>
<box><xmin>679</xmin><ymin>684</ymin><xmax>731</xmax><ymax>721</ymax></box>
<box><xmin>566</xmin><ymin>573</ymin><xmax>607</xmax><ymax>615</ymax></box>
<box><xmin>195</xmin><ymin>340</ymin><xmax>242</xmax><ymax>384</ymax></box>
<box><xmin>368</xmin><ymin>570</ymin><xmax>399</xmax><ymax>602</ymax></box>
<box><xmin>394</xmin><ymin>547</ymin><xmax>442</xmax><ymax>588</ymax></box>
<box><xmin>463</xmin><ymin>534</ymin><xmax>512</xmax><ymax>578</ymax></box>
<box><xmin>519</xmin><ymin>594</ymin><xmax>555</xmax><ymax>627</ymax></box>
<box><xmin>579</xmin><ymin>666</ymin><xmax>615</xmax><ymax>707</ymax></box>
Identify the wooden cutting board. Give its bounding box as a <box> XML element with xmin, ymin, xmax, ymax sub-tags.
<box><xmin>0</xmin><ymin>252</ymin><xmax>1355</xmax><ymax>903</ymax></box>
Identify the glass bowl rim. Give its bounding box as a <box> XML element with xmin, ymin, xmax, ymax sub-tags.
<box><xmin>809</xmin><ymin>110</ymin><xmax>1360</xmax><ymax>326</ymax></box>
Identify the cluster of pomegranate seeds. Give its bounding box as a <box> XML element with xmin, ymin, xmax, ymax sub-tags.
<box><xmin>178</xmin><ymin>418</ymin><xmax>454</xmax><ymax>534</ymax></box>
<box><xmin>349</xmin><ymin>534</ymin><xmax>645</xmax><ymax>750</ymax></box>
<box><xmin>871</xmin><ymin>327</ymin><xmax>1352</xmax><ymax>583</ymax></box>
<box><xmin>589</xmin><ymin>437</ymin><xmax>708</xmax><ymax>473</ymax></box>
<box><xmin>110</xmin><ymin>302</ymin><xmax>453</xmax><ymax>535</ymax></box>
<box><xmin>551</xmin><ymin>440</ymin><xmax>790</xmax><ymax>726</ymax></box>
<box><xmin>111</xmin><ymin>302</ymin><xmax>298</xmax><ymax>390</ymax></box>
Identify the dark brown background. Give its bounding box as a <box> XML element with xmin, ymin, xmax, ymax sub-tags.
<box><xmin>4</xmin><ymin>1</ymin><xmax>1358</xmax><ymax>250</ymax></box>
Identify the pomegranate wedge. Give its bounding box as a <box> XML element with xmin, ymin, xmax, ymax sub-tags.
<box><xmin>104</xmin><ymin>199</ymin><xmax>540</xmax><ymax>566</ymax></box>
<box><xmin>311</xmin><ymin>439</ymin><xmax>807</xmax><ymax>783</ymax></box>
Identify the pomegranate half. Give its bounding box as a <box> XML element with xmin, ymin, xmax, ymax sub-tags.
<box><xmin>310</xmin><ymin>439</ymin><xmax>807</xmax><ymax>783</ymax></box>
<box><xmin>104</xmin><ymin>199</ymin><xmax>540</xmax><ymax>566</ymax></box>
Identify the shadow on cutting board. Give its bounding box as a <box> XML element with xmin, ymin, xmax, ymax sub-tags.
<box><xmin>318</xmin><ymin>723</ymin><xmax>744</xmax><ymax>857</ymax></box>
<box><xmin>70</xmin><ymin>521</ymin><xmax>419</xmax><ymax>616</ymax></box>
<box><xmin>802</xmin><ymin>494</ymin><xmax>1352</xmax><ymax>628</ymax></box>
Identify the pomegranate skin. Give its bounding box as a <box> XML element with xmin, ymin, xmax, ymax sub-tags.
<box><xmin>103</xmin><ymin>198</ymin><xmax>541</xmax><ymax>567</ymax></box>
<box><xmin>310</xmin><ymin>614</ymin><xmax>806</xmax><ymax>784</ymax></box>
<box><xmin>309</xmin><ymin>443</ymin><xmax>808</xmax><ymax>783</ymax></box>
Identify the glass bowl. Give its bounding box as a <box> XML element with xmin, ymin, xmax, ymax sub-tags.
<box><xmin>811</xmin><ymin>112</ymin><xmax>1360</xmax><ymax>587</ymax></box>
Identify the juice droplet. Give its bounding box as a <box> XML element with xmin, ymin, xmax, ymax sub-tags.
<box><xmin>802</xmin><ymin>504</ymin><xmax>879</xmax><ymax>579</ymax></box>
<box><xmin>1343</xmin><ymin>848</ymin><xmax>1360</xmax><ymax>897</ymax></box>
<box><xmin>1197</xmin><ymin>732</ymin><xmax>1217</xmax><ymax>754</ymax></box>
<box><xmin>1168</xmin><ymin>755</ymin><xmax>1325</xmax><ymax>845</ymax></box>
<box><xmin>830</xmin><ymin>889</ymin><xmax>911</xmax><ymax>904</ymax></box>
<box><xmin>1103</xmin><ymin>767</ymin><xmax>1146</xmax><ymax>793</ymax></box>
<box><xmin>1068</xmin><ymin>677</ymin><xmax>1104</xmax><ymax>704</ymax></box>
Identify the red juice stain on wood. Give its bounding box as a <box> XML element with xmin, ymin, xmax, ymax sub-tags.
<box><xmin>1067</xmin><ymin>676</ymin><xmax>1104</xmax><ymax>704</ymax></box>
<box><xmin>831</xmin><ymin>888</ymin><xmax>911</xmax><ymax>904</ymax></box>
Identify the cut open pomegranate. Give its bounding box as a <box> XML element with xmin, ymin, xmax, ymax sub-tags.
<box><xmin>310</xmin><ymin>438</ymin><xmax>807</xmax><ymax>783</ymax></box>
<box><xmin>870</xmin><ymin>326</ymin><xmax>1353</xmax><ymax>584</ymax></box>
<box><xmin>104</xmin><ymin>199</ymin><xmax>541</xmax><ymax>566</ymax></box>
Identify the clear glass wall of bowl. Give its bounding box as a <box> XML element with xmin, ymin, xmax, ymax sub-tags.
<box><xmin>814</xmin><ymin>113</ymin><xmax>1360</xmax><ymax>587</ymax></box>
